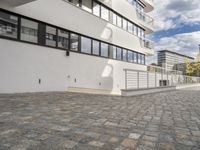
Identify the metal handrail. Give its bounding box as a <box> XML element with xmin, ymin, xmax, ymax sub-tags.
<box><xmin>135</xmin><ymin>7</ymin><xmax>154</xmax><ymax>25</ymax></box>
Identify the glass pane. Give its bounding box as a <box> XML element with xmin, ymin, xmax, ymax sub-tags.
<box><xmin>21</xmin><ymin>18</ymin><xmax>38</xmax><ymax>43</ymax></box>
<box><xmin>117</xmin><ymin>47</ymin><xmax>122</xmax><ymax>60</ymax></box>
<box><xmin>82</xmin><ymin>0</ymin><xmax>92</xmax><ymax>12</ymax></box>
<box><xmin>101</xmin><ymin>6</ymin><xmax>109</xmax><ymax>21</ymax></box>
<box><xmin>70</xmin><ymin>33</ymin><xmax>79</xmax><ymax>51</ymax></box>
<box><xmin>0</xmin><ymin>11</ymin><xmax>18</xmax><ymax>38</ymax></box>
<box><xmin>128</xmin><ymin>22</ymin><xmax>133</xmax><ymax>34</ymax></box>
<box><xmin>122</xmin><ymin>19</ymin><xmax>127</xmax><ymax>30</ymax></box>
<box><xmin>46</xmin><ymin>26</ymin><xmax>56</xmax><ymax>47</ymax></box>
<box><xmin>71</xmin><ymin>0</ymin><xmax>79</xmax><ymax>6</ymax></box>
<box><xmin>133</xmin><ymin>25</ymin><xmax>137</xmax><ymax>35</ymax></box>
<box><xmin>81</xmin><ymin>36</ymin><xmax>91</xmax><ymax>54</ymax></box>
<box><xmin>112</xmin><ymin>13</ymin><xmax>117</xmax><ymax>25</ymax></box>
<box><xmin>101</xmin><ymin>42</ymin><xmax>108</xmax><ymax>57</ymax></box>
<box><xmin>128</xmin><ymin>51</ymin><xmax>133</xmax><ymax>62</ymax></box>
<box><xmin>92</xmin><ymin>40</ymin><xmax>100</xmax><ymax>55</ymax></box>
<box><xmin>138</xmin><ymin>53</ymin><xmax>141</xmax><ymax>64</ymax></box>
<box><xmin>109</xmin><ymin>45</ymin><xmax>116</xmax><ymax>59</ymax></box>
<box><xmin>133</xmin><ymin>52</ymin><xmax>137</xmax><ymax>63</ymax></box>
<box><xmin>58</xmin><ymin>29</ymin><xmax>69</xmax><ymax>49</ymax></box>
<box><xmin>123</xmin><ymin>49</ymin><xmax>127</xmax><ymax>61</ymax></box>
<box><xmin>117</xmin><ymin>15</ymin><xmax>122</xmax><ymax>27</ymax></box>
<box><xmin>93</xmin><ymin>2</ymin><xmax>100</xmax><ymax>17</ymax></box>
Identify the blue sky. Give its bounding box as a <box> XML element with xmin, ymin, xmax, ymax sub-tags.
<box><xmin>147</xmin><ymin>0</ymin><xmax>200</xmax><ymax>64</ymax></box>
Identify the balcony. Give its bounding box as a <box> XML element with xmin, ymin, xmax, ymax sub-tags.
<box><xmin>140</xmin><ymin>0</ymin><xmax>154</xmax><ymax>12</ymax></box>
<box><xmin>1</xmin><ymin>0</ymin><xmax>37</xmax><ymax>7</ymax></box>
<box><xmin>140</xmin><ymin>38</ymin><xmax>154</xmax><ymax>55</ymax></box>
<box><xmin>136</xmin><ymin>8</ymin><xmax>154</xmax><ymax>27</ymax></box>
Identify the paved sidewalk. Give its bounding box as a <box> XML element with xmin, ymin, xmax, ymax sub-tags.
<box><xmin>0</xmin><ymin>87</ymin><xmax>200</xmax><ymax>150</ymax></box>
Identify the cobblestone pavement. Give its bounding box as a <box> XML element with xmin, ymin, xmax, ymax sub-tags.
<box><xmin>0</xmin><ymin>87</ymin><xmax>200</xmax><ymax>150</ymax></box>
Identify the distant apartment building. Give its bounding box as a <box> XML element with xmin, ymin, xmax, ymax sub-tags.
<box><xmin>158</xmin><ymin>50</ymin><xmax>194</xmax><ymax>71</ymax></box>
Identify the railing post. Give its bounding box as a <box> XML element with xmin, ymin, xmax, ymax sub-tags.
<box><xmin>125</xmin><ymin>69</ymin><xmax>127</xmax><ymax>90</ymax></box>
<box><xmin>147</xmin><ymin>72</ymin><xmax>149</xmax><ymax>88</ymax></box>
<box><xmin>155</xmin><ymin>72</ymin><xmax>157</xmax><ymax>87</ymax></box>
<box><xmin>137</xmin><ymin>71</ymin><xmax>139</xmax><ymax>89</ymax></box>
<box><xmin>167</xmin><ymin>71</ymin><xmax>169</xmax><ymax>86</ymax></box>
<box><xmin>161</xmin><ymin>69</ymin><xmax>163</xmax><ymax>87</ymax></box>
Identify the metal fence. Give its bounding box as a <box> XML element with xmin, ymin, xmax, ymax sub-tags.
<box><xmin>124</xmin><ymin>68</ymin><xmax>200</xmax><ymax>90</ymax></box>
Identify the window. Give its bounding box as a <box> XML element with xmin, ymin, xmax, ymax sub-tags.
<box><xmin>138</xmin><ymin>53</ymin><xmax>141</xmax><ymax>64</ymax></box>
<box><xmin>92</xmin><ymin>40</ymin><xmax>100</xmax><ymax>55</ymax></box>
<box><xmin>101</xmin><ymin>6</ymin><xmax>109</xmax><ymax>21</ymax></box>
<box><xmin>0</xmin><ymin>11</ymin><xmax>18</xmax><ymax>38</ymax></box>
<box><xmin>109</xmin><ymin>45</ymin><xmax>117</xmax><ymax>59</ymax></box>
<box><xmin>81</xmin><ymin>36</ymin><xmax>91</xmax><ymax>54</ymax></box>
<box><xmin>117</xmin><ymin>47</ymin><xmax>122</xmax><ymax>60</ymax></box>
<box><xmin>93</xmin><ymin>2</ymin><xmax>100</xmax><ymax>17</ymax></box>
<box><xmin>141</xmin><ymin>54</ymin><xmax>145</xmax><ymax>64</ymax></box>
<box><xmin>117</xmin><ymin>15</ymin><xmax>122</xmax><ymax>28</ymax></box>
<box><xmin>82</xmin><ymin>0</ymin><xmax>92</xmax><ymax>12</ymax></box>
<box><xmin>133</xmin><ymin>52</ymin><xmax>137</xmax><ymax>63</ymax></box>
<box><xmin>122</xmin><ymin>19</ymin><xmax>127</xmax><ymax>30</ymax></box>
<box><xmin>46</xmin><ymin>26</ymin><xmax>56</xmax><ymax>47</ymax></box>
<box><xmin>101</xmin><ymin>42</ymin><xmax>108</xmax><ymax>57</ymax></box>
<box><xmin>70</xmin><ymin>33</ymin><xmax>79</xmax><ymax>51</ymax></box>
<box><xmin>128</xmin><ymin>21</ymin><xmax>133</xmax><ymax>33</ymax></box>
<box><xmin>133</xmin><ymin>25</ymin><xmax>137</xmax><ymax>35</ymax></box>
<box><xmin>112</xmin><ymin>13</ymin><xmax>117</xmax><ymax>25</ymax></box>
<box><xmin>128</xmin><ymin>51</ymin><xmax>133</xmax><ymax>62</ymax></box>
<box><xmin>58</xmin><ymin>29</ymin><xmax>69</xmax><ymax>49</ymax></box>
<box><xmin>20</xmin><ymin>18</ymin><xmax>38</xmax><ymax>43</ymax></box>
<box><xmin>70</xmin><ymin>0</ymin><xmax>80</xmax><ymax>6</ymax></box>
<box><xmin>123</xmin><ymin>49</ymin><xmax>127</xmax><ymax>61</ymax></box>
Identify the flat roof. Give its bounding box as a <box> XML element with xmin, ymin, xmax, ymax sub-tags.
<box><xmin>158</xmin><ymin>50</ymin><xmax>194</xmax><ymax>60</ymax></box>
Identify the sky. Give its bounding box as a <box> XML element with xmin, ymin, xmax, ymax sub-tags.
<box><xmin>146</xmin><ymin>0</ymin><xmax>200</xmax><ymax>64</ymax></box>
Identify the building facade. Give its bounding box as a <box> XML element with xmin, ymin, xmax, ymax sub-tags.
<box><xmin>0</xmin><ymin>0</ymin><xmax>154</xmax><ymax>95</ymax></box>
<box><xmin>158</xmin><ymin>50</ymin><xmax>194</xmax><ymax>71</ymax></box>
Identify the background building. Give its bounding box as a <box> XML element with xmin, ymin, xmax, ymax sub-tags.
<box><xmin>158</xmin><ymin>50</ymin><xmax>194</xmax><ymax>71</ymax></box>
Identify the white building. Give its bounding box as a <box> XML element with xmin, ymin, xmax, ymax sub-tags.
<box><xmin>0</xmin><ymin>0</ymin><xmax>154</xmax><ymax>95</ymax></box>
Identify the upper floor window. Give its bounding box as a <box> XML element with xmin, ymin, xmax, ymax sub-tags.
<box><xmin>46</xmin><ymin>26</ymin><xmax>56</xmax><ymax>47</ymax></box>
<box><xmin>81</xmin><ymin>36</ymin><xmax>92</xmax><ymax>54</ymax></box>
<box><xmin>133</xmin><ymin>52</ymin><xmax>138</xmax><ymax>63</ymax></box>
<box><xmin>122</xmin><ymin>19</ymin><xmax>127</xmax><ymax>31</ymax></box>
<box><xmin>123</xmin><ymin>49</ymin><xmax>127</xmax><ymax>61</ymax></box>
<box><xmin>58</xmin><ymin>29</ymin><xmax>69</xmax><ymax>49</ymax></box>
<box><xmin>70</xmin><ymin>33</ymin><xmax>79</xmax><ymax>51</ymax></box>
<box><xmin>117</xmin><ymin>47</ymin><xmax>122</xmax><ymax>60</ymax></box>
<box><xmin>128</xmin><ymin>22</ymin><xmax>133</xmax><ymax>34</ymax></box>
<box><xmin>21</xmin><ymin>18</ymin><xmax>38</xmax><ymax>43</ymax></box>
<box><xmin>101</xmin><ymin>42</ymin><xmax>108</xmax><ymax>57</ymax></box>
<box><xmin>82</xmin><ymin>0</ymin><xmax>92</xmax><ymax>12</ymax></box>
<box><xmin>128</xmin><ymin>51</ymin><xmax>133</xmax><ymax>62</ymax></box>
<box><xmin>93</xmin><ymin>2</ymin><xmax>100</xmax><ymax>17</ymax></box>
<box><xmin>92</xmin><ymin>40</ymin><xmax>100</xmax><ymax>55</ymax></box>
<box><xmin>0</xmin><ymin>11</ymin><xmax>18</xmax><ymax>39</ymax></box>
<box><xmin>117</xmin><ymin>15</ymin><xmax>122</xmax><ymax>28</ymax></box>
<box><xmin>112</xmin><ymin>13</ymin><xmax>117</xmax><ymax>25</ymax></box>
<box><xmin>101</xmin><ymin>6</ymin><xmax>109</xmax><ymax>21</ymax></box>
<box><xmin>109</xmin><ymin>45</ymin><xmax>117</xmax><ymax>59</ymax></box>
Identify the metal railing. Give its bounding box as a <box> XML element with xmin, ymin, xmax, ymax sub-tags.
<box><xmin>124</xmin><ymin>68</ymin><xmax>200</xmax><ymax>90</ymax></box>
<box><xmin>140</xmin><ymin>38</ymin><xmax>154</xmax><ymax>50</ymax></box>
<box><xmin>136</xmin><ymin>8</ymin><xmax>154</xmax><ymax>26</ymax></box>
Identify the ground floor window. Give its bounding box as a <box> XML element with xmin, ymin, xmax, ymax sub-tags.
<box><xmin>70</xmin><ymin>33</ymin><xmax>79</xmax><ymax>51</ymax></box>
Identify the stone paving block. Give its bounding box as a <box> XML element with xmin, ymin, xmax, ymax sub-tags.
<box><xmin>121</xmin><ymin>138</ymin><xmax>138</xmax><ymax>149</ymax></box>
<box><xmin>129</xmin><ymin>133</ymin><xmax>141</xmax><ymax>139</ymax></box>
<box><xmin>88</xmin><ymin>140</ymin><xmax>104</xmax><ymax>147</ymax></box>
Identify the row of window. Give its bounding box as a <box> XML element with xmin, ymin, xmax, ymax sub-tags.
<box><xmin>0</xmin><ymin>10</ymin><xmax>145</xmax><ymax>65</ymax></box>
<box><xmin>66</xmin><ymin>0</ymin><xmax>145</xmax><ymax>39</ymax></box>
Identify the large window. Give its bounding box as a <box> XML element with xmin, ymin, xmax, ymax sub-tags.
<box><xmin>112</xmin><ymin>13</ymin><xmax>117</xmax><ymax>25</ymax></box>
<box><xmin>138</xmin><ymin>53</ymin><xmax>141</xmax><ymax>64</ymax></box>
<box><xmin>82</xmin><ymin>0</ymin><xmax>92</xmax><ymax>12</ymax></box>
<box><xmin>117</xmin><ymin>15</ymin><xmax>122</xmax><ymax>28</ymax></box>
<box><xmin>109</xmin><ymin>45</ymin><xmax>117</xmax><ymax>59</ymax></box>
<box><xmin>92</xmin><ymin>40</ymin><xmax>100</xmax><ymax>55</ymax></box>
<box><xmin>128</xmin><ymin>22</ymin><xmax>133</xmax><ymax>34</ymax></box>
<box><xmin>20</xmin><ymin>18</ymin><xmax>38</xmax><ymax>43</ymax></box>
<box><xmin>133</xmin><ymin>25</ymin><xmax>137</xmax><ymax>35</ymax></box>
<box><xmin>128</xmin><ymin>51</ymin><xmax>133</xmax><ymax>62</ymax></box>
<box><xmin>46</xmin><ymin>26</ymin><xmax>56</xmax><ymax>47</ymax></box>
<box><xmin>117</xmin><ymin>47</ymin><xmax>122</xmax><ymax>60</ymax></box>
<box><xmin>141</xmin><ymin>54</ymin><xmax>145</xmax><ymax>64</ymax></box>
<box><xmin>93</xmin><ymin>2</ymin><xmax>100</xmax><ymax>17</ymax></box>
<box><xmin>81</xmin><ymin>36</ymin><xmax>91</xmax><ymax>54</ymax></box>
<box><xmin>70</xmin><ymin>33</ymin><xmax>79</xmax><ymax>51</ymax></box>
<box><xmin>122</xmin><ymin>19</ymin><xmax>127</xmax><ymax>31</ymax></box>
<box><xmin>101</xmin><ymin>42</ymin><xmax>108</xmax><ymax>57</ymax></box>
<box><xmin>0</xmin><ymin>11</ymin><xmax>18</xmax><ymax>39</ymax></box>
<box><xmin>122</xmin><ymin>49</ymin><xmax>127</xmax><ymax>61</ymax></box>
<box><xmin>101</xmin><ymin>6</ymin><xmax>109</xmax><ymax>21</ymax></box>
<box><xmin>133</xmin><ymin>52</ymin><xmax>137</xmax><ymax>63</ymax></box>
<box><xmin>58</xmin><ymin>29</ymin><xmax>69</xmax><ymax>49</ymax></box>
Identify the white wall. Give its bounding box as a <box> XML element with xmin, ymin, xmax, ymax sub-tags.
<box><xmin>0</xmin><ymin>39</ymin><xmax>147</xmax><ymax>94</ymax></box>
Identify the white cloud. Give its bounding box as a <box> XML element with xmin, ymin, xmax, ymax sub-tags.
<box><xmin>147</xmin><ymin>31</ymin><xmax>200</xmax><ymax>64</ymax></box>
<box><xmin>151</xmin><ymin>0</ymin><xmax>200</xmax><ymax>31</ymax></box>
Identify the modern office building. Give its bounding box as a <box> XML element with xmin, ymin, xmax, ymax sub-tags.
<box><xmin>0</xmin><ymin>0</ymin><xmax>154</xmax><ymax>95</ymax></box>
<box><xmin>158</xmin><ymin>50</ymin><xmax>194</xmax><ymax>71</ymax></box>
